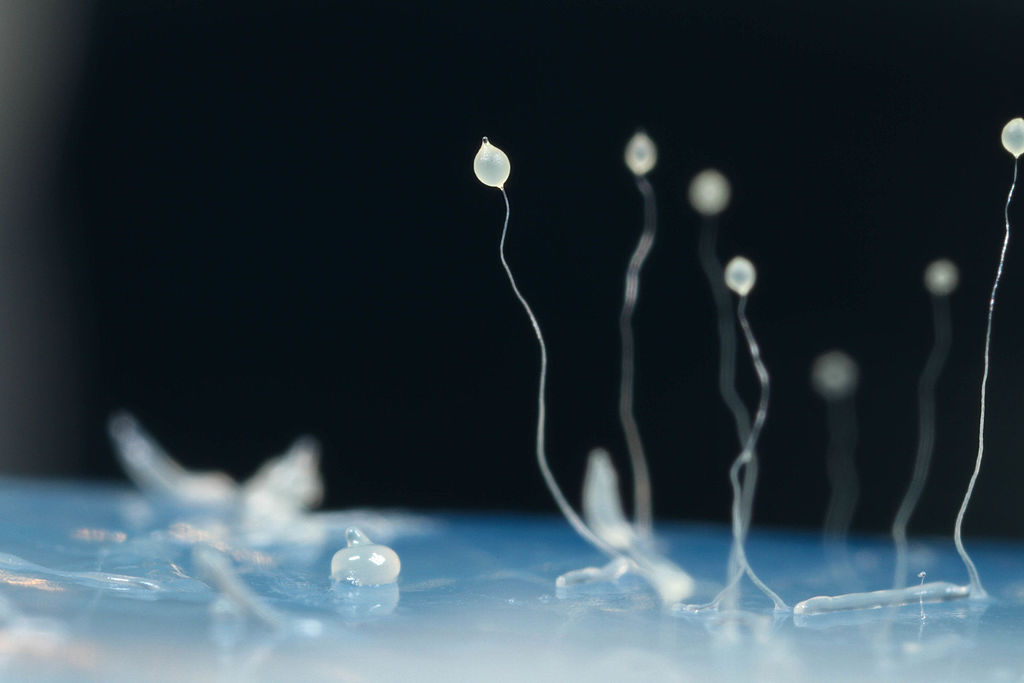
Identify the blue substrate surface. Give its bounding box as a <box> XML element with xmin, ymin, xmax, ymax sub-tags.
<box><xmin>0</xmin><ymin>478</ymin><xmax>1022</xmax><ymax>681</ymax></box>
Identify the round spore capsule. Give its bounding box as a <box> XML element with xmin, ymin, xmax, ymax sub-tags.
<box><xmin>1001</xmin><ymin>118</ymin><xmax>1024</xmax><ymax>158</ymax></box>
<box><xmin>924</xmin><ymin>258</ymin><xmax>959</xmax><ymax>296</ymax></box>
<box><xmin>811</xmin><ymin>350</ymin><xmax>859</xmax><ymax>400</ymax></box>
<box><xmin>724</xmin><ymin>256</ymin><xmax>756</xmax><ymax>297</ymax></box>
<box><xmin>688</xmin><ymin>169</ymin><xmax>732</xmax><ymax>216</ymax></box>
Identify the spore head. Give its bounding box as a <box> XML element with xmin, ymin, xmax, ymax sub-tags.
<box><xmin>924</xmin><ymin>258</ymin><xmax>959</xmax><ymax>296</ymax></box>
<box><xmin>624</xmin><ymin>130</ymin><xmax>657</xmax><ymax>176</ymax></box>
<box><xmin>688</xmin><ymin>169</ymin><xmax>732</xmax><ymax>216</ymax></box>
<box><xmin>1001</xmin><ymin>117</ymin><xmax>1024</xmax><ymax>158</ymax></box>
<box><xmin>474</xmin><ymin>137</ymin><xmax>511</xmax><ymax>189</ymax></box>
<box><xmin>724</xmin><ymin>255</ymin><xmax>756</xmax><ymax>297</ymax></box>
<box><xmin>811</xmin><ymin>350</ymin><xmax>859</xmax><ymax>400</ymax></box>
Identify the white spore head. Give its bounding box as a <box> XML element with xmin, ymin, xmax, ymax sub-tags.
<box><xmin>688</xmin><ymin>169</ymin><xmax>732</xmax><ymax>216</ymax></box>
<box><xmin>724</xmin><ymin>256</ymin><xmax>756</xmax><ymax>297</ymax></box>
<box><xmin>624</xmin><ymin>130</ymin><xmax>657</xmax><ymax>176</ymax></box>
<box><xmin>473</xmin><ymin>137</ymin><xmax>510</xmax><ymax>189</ymax></box>
<box><xmin>330</xmin><ymin>527</ymin><xmax>401</xmax><ymax>586</ymax></box>
<box><xmin>1001</xmin><ymin>118</ymin><xmax>1024</xmax><ymax>158</ymax></box>
<box><xmin>923</xmin><ymin>258</ymin><xmax>959</xmax><ymax>296</ymax></box>
<box><xmin>811</xmin><ymin>350</ymin><xmax>859</xmax><ymax>400</ymax></box>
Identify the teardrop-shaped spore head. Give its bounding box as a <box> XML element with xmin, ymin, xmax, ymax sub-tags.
<box><xmin>1002</xmin><ymin>118</ymin><xmax>1024</xmax><ymax>158</ymax></box>
<box><xmin>624</xmin><ymin>130</ymin><xmax>657</xmax><ymax>176</ymax></box>
<box><xmin>474</xmin><ymin>137</ymin><xmax>511</xmax><ymax>189</ymax></box>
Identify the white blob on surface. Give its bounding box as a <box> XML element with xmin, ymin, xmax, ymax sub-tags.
<box><xmin>582</xmin><ymin>449</ymin><xmax>635</xmax><ymax>551</ymax></box>
<box><xmin>641</xmin><ymin>557</ymin><xmax>696</xmax><ymax>606</ymax></box>
<box><xmin>242</xmin><ymin>436</ymin><xmax>324</xmax><ymax>516</ymax></box>
<box><xmin>107</xmin><ymin>412</ymin><xmax>237</xmax><ymax>505</ymax></box>
<box><xmin>1001</xmin><ymin>117</ymin><xmax>1024</xmax><ymax>158</ymax></box>
<box><xmin>723</xmin><ymin>256</ymin><xmax>756</xmax><ymax>297</ymax></box>
<box><xmin>793</xmin><ymin>581</ymin><xmax>969</xmax><ymax>615</ymax></box>
<box><xmin>924</xmin><ymin>258</ymin><xmax>959</xmax><ymax>296</ymax></box>
<box><xmin>578</xmin><ymin>449</ymin><xmax>695</xmax><ymax>605</ymax></box>
<box><xmin>688</xmin><ymin>169</ymin><xmax>732</xmax><ymax>216</ymax></box>
<box><xmin>193</xmin><ymin>545</ymin><xmax>283</xmax><ymax>627</ymax></box>
<box><xmin>624</xmin><ymin>130</ymin><xmax>657</xmax><ymax>176</ymax></box>
<box><xmin>473</xmin><ymin>137</ymin><xmax>510</xmax><ymax>189</ymax></box>
<box><xmin>331</xmin><ymin>527</ymin><xmax>401</xmax><ymax>586</ymax></box>
<box><xmin>811</xmin><ymin>350</ymin><xmax>859</xmax><ymax>400</ymax></box>
<box><xmin>556</xmin><ymin>557</ymin><xmax>632</xmax><ymax>589</ymax></box>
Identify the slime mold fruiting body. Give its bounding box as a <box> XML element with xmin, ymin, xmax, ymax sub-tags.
<box><xmin>473</xmin><ymin>135</ymin><xmax>695</xmax><ymax>605</ymax></box>
<box><xmin>891</xmin><ymin>259</ymin><xmax>958</xmax><ymax>589</ymax></box>
<box><xmin>475</xmin><ymin>118</ymin><xmax>1020</xmax><ymax>618</ymax></box>
<box><xmin>794</xmin><ymin>117</ymin><xmax>1023</xmax><ymax>614</ymax></box>
<box><xmin>690</xmin><ymin>256</ymin><xmax>787</xmax><ymax>613</ymax></box>
<box><xmin>619</xmin><ymin>130</ymin><xmax>658</xmax><ymax>536</ymax></box>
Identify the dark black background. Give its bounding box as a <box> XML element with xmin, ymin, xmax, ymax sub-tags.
<box><xmin>37</xmin><ymin>1</ymin><xmax>1024</xmax><ymax>536</ymax></box>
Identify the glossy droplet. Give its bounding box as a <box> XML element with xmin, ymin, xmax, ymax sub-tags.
<box><xmin>473</xmin><ymin>137</ymin><xmax>511</xmax><ymax>189</ymax></box>
<box><xmin>330</xmin><ymin>527</ymin><xmax>401</xmax><ymax>586</ymax></box>
<box><xmin>1001</xmin><ymin>118</ymin><xmax>1024</xmax><ymax>158</ymax></box>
